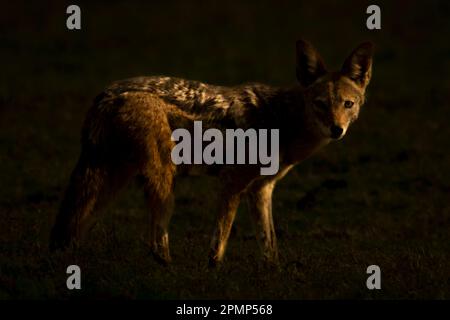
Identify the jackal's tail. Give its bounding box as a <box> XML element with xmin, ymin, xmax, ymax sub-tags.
<box><xmin>49</xmin><ymin>151</ymin><xmax>108</xmax><ymax>251</ymax></box>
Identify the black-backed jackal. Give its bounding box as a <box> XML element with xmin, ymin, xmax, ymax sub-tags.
<box><xmin>50</xmin><ymin>40</ymin><xmax>373</xmax><ymax>266</ymax></box>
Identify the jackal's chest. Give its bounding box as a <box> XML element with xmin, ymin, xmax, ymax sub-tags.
<box><xmin>283</xmin><ymin>138</ymin><xmax>330</xmax><ymax>164</ymax></box>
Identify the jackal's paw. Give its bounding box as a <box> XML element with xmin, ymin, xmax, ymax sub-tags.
<box><xmin>208</xmin><ymin>254</ymin><xmax>223</xmax><ymax>269</ymax></box>
<box><xmin>49</xmin><ymin>229</ymin><xmax>74</xmax><ymax>252</ymax></box>
<box><xmin>151</xmin><ymin>251</ymin><xmax>171</xmax><ymax>266</ymax></box>
<box><xmin>261</xmin><ymin>259</ymin><xmax>281</xmax><ymax>272</ymax></box>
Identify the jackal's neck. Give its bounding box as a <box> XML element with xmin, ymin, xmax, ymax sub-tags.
<box><xmin>271</xmin><ymin>85</ymin><xmax>330</xmax><ymax>165</ymax></box>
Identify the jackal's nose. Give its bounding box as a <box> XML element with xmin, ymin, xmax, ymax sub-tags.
<box><xmin>330</xmin><ymin>125</ymin><xmax>344</xmax><ymax>139</ymax></box>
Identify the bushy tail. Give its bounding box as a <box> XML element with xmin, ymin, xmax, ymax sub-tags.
<box><xmin>49</xmin><ymin>152</ymin><xmax>107</xmax><ymax>251</ymax></box>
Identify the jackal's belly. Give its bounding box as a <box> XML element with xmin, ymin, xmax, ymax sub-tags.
<box><xmin>176</xmin><ymin>163</ymin><xmax>222</xmax><ymax>177</ymax></box>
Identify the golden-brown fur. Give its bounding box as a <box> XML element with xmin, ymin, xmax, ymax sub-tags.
<box><xmin>50</xmin><ymin>40</ymin><xmax>373</xmax><ymax>266</ymax></box>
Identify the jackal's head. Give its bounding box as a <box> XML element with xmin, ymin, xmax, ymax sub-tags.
<box><xmin>295</xmin><ymin>39</ymin><xmax>373</xmax><ymax>140</ymax></box>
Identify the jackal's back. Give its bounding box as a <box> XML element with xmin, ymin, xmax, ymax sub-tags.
<box><xmin>102</xmin><ymin>76</ymin><xmax>280</xmax><ymax>129</ymax></box>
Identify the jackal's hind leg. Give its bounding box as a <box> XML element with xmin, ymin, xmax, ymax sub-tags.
<box><xmin>146</xmin><ymin>192</ymin><xmax>174</xmax><ymax>265</ymax></box>
<box><xmin>246</xmin><ymin>181</ymin><xmax>279</xmax><ymax>264</ymax></box>
<box><xmin>142</xmin><ymin>167</ymin><xmax>175</xmax><ymax>265</ymax></box>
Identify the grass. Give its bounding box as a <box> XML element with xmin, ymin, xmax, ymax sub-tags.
<box><xmin>0</xmin><ymin>0</ymin><xmax>449</xmax><ymax>299</ymax></box>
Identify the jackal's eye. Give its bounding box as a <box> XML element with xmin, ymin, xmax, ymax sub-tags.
<box><xmin>344</xmin><ymin>100</ymin><xmax>354</xmax><ymax>109</ymax></box>
<box><xmin>314</xmin><ymin>100</ymin><xmax>328</xmax><ymax>110</ymax></box>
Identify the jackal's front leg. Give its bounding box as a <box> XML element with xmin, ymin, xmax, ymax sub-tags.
<box><xmin>209</xmin><ymin>192</ymin><xmax>241</xmax><ymax>267</ymax></box>
<box><xmin>246</xmin><ymin>181</ymin><xmax>278</xmax><ymax>264</ymax></box>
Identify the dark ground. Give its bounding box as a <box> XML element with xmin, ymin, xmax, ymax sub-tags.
<box><xmin>1</xmin><ymin>0</ymin><xmax>450</xmax><ymax>299</ymax></box>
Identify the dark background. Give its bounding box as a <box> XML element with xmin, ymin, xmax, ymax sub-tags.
<box><xmin>1</xmin><ymin>0</ymin><xmax>449</xmax><ymax>299</ymax></box>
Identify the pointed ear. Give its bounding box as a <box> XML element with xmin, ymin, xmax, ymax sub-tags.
<box><xmin>341</xmin><ymin>42</ymin><xmax>374</xmax><ymax>88</ymax></box>
<box><xmin>296</xmin><ymin>39</ymin><xmax>327</xmax><ymax>87</ymax></box>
